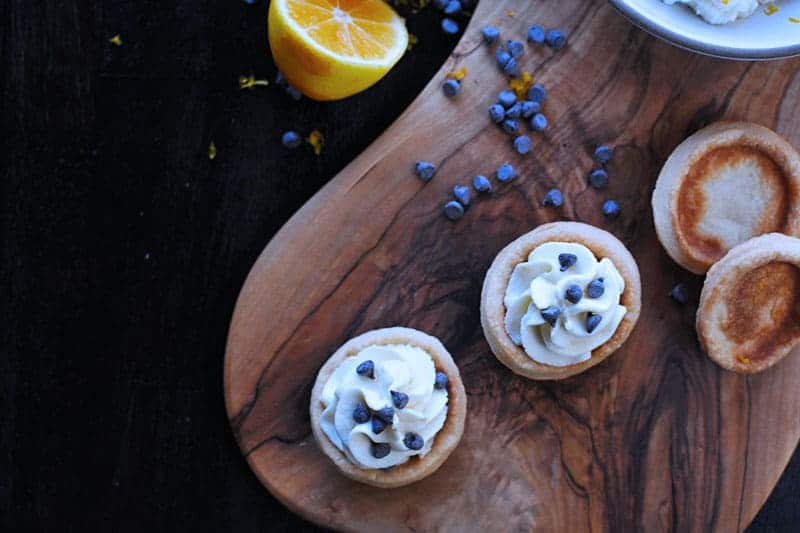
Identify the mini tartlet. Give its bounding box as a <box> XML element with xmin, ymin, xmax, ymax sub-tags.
<box><xmin>309</xmin><ymin>327</ymin><xmax>466</xmax><ymax>488</ymax></box>
<box><xmin>697</xmin><ymin>233</ymin><xmax>800</xmax><ymax>374</ymax></box>
<box><xmin>652</xmin><ymin>121</ymin><xmax>800</xmax><ymax>274</ymax></box>
<box><xmin>481</xmin><ymin>222</ymin><xmax>641</xmax><ymax>380</ymax></box>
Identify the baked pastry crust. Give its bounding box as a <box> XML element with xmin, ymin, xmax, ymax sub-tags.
<box><xmin>697</xmin><ymin>233</ymin><xmax>800</xmax><ymax>374</ymax></box>
<box><xmin>309</xmin><ymin>327</ymin><xmax>466</xmax><ymax>488</ymax></box>
<box><xmin>652</xmin><ymin>121</ymin><xmax>800</xmax><ymax>274</ymax></box>
<box><xmin>480</xmin><ymin>222</ymin><xmax>641</xmax><ymax>380</ymax></box>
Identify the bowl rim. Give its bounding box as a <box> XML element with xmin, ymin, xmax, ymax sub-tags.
<box><xmin>609</xmin><ymin>0</ymin><xmax>800</xmax><ymax>60</ymax></box>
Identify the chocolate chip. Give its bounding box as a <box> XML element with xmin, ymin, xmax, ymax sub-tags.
<box><xmin>586</xmin><ymin>313</ymin><xmax>602</xmax><ymax>333</ymax></box>
<box><xmin>541</xmin><ymin>306</ymin><xmax>561</xmax><ymax>326</ymax></box>
<box><xmin>391</xmin><ymin>390</ymin><xmax>409</xmax><ymax>409</ymax></box>
<box><xmin>558</xmin><ymin>253</ymin><xmax>577</xmax><ymax>271</ymax></box>
<box><xmin>565</xmin><ymin>284</ymin><xmax>583</xmax><ymax>304</ymax></box>
<box><xmin>403</xmin><ymin>432</ymin><xmax>425</xmax><ymax>451</ymax></box>
<box><xmin>371</xmin><ymin>417</ymin><xmax>386</xmax><ymax>435</ymax></box>
<box><xmin>356</xmin><ymin>360</ymin><xmax>374</xmax><ymax>379</ymax></box>
<box><xmin>587</xmin><ymin>279</ymin><xmax>605</xmax><ymax>298</ymax></box>
<box><xmin>352</xmin><ymin>402</ymin><xmax>370</xmax><ymax>424</ymax></box>
<box><xmin>371</xmin><ymin>442</ymin><xmax>391</xmax><ymax>459</ymax></box>
<box><xmin>670</xmin><ymin>283</ymin><xmax>690</xmax><ymax>305</ymax></box>
<box><xmin>434</xmin><ymin>372</ymin><xmax>448</xmax><ymax>390</ymax></box>
<box><xmin>375</xmin><ymin>407</ymin><xmax>395</xmax><ymax>425</ymax></box>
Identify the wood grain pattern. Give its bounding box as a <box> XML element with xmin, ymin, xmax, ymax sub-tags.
<box><xmin>224</xmin><ymin>1</ymin><xmax>800</xmax><ymax>530</ymax></box>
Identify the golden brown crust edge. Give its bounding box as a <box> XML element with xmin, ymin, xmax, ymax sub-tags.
<box><xmin>309</xmin><ymin>327</ymin><xmax>467</xmax><ymax>488</ymax></box>
<box><xmin>480</xmin><ymin>222</ymin><xmax>642</xmax><ymax>381</ymax></box>
<box><xmin>652</xmin><ymin>121</ymin><xmax>800</xmax><ymax>274</ymax></box>
<box><xmin>697</xmin><ymin>233</ymin><xmax>800</xmax><ymax>374</ymax></box>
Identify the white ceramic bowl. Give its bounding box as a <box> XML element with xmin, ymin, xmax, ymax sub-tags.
<box><xmin>610</xmin><ymin>0</ymin><xmax>800</xmax><ymax>60</ymax></box>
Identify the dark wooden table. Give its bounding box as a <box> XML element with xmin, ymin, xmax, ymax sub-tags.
<box><xmin>2</xmin><ymin>1</ymin><xmax>797</xmax><ymax>530</ymax></box>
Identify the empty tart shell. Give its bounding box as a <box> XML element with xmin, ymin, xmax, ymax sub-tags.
<box><xmin>480</xmin><ymin>222</ymin><xmax>642</xmax><ymax>380</ymax></box>
<box><xmin>309</xmin><ymin>327</ymin><xmax>467</xmax><ymax>488</ymax></box>
<box><xmin>697</xmin><ymin>233</ymin><xmax>800</xmax><ymax>374</ymax></box>
<box><xmin>652</xmin><ymin>122</ymin><xmax>800</xmax><ymax>274</ymax></box>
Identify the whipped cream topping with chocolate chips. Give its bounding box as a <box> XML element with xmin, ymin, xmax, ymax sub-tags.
<box><xmin>504</xmin><ymin>242</ymin><xmax>627</xmax><ymax>367</ymax></box>
<box><xmin>319</xmin><ymin>344</ymin><xmax>448</xmax><ymax>469</ymax></box>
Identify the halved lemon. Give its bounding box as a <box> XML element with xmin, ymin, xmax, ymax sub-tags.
<box><xmin>268</xmin><ymin>0</ymin><xmax>408</xmax><ymax>101</ymax></box>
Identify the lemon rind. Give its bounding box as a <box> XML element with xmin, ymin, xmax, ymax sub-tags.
<box><xmin>275</xmin><ymin>0</ymin><xmax>408</xmax><ymax>69</ymax></box>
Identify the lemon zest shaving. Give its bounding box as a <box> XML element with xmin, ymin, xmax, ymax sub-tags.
<box><xmin>307</xmin><ymin>130</ymin><xmax>324</xmax><ymax>156</ymax></box>
<box><xmin>738</xmin><ymin>356</ymin><xmax>751</xmax><ymax>365</ymax></box>
<box><xmin>208</xmin><ymin>141</ymin><xmax>217</xmax><ymax>161</ymax></box>
<box><xmin>407</xmin><ymin>33</ymin><xmax>418</xmax><ymax>51</ymax></box>
<box><xmin>790</xmin><ymin>16</ymin><xmax>800</xmax><ymax>23</ymax></box>
<box><xmin>238</xmin><ymin>74</ymin><xmax>269</xmax><ymax>90</ymax></box>
<box><xmin>446</xmin><ymin>67</ymin><xmax>468</xmax><ymax>80</ymax></box>
<box><xmin>509</xmin><ymin>71</ymin><xmax>533</xmax><ymax>100</ymax></box>
<box><xmin>506</xmin><ymin>10</ymin><xmax>515</xmax><ymax>18</ymax></box>
<box><xmin>764</xmin><ymin>4</ymin><xmax>779</xmax><ymax>15</ymax></box>
<box><xmin>109</xmin><ymin>34</ymin><xmax>122</xmax><ymax>46</ymax></box>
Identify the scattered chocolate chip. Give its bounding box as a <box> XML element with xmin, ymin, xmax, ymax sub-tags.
<box><xmin>481</xmin><ymin>26</ymin><xmax>500</xmax><ymax>44</ymax></box>
<box><xmin>371</xmin><ymin>442</ymin><xmax>391</xmax><ymax>459</ymax></box>
<box><xmin>506</xmin><ymin>39</ymin><xmax>524</xmax><ymax>58</ymax></box>
<box><xmin>352</xmin><ymin>402</ymin><xmax>370</xmax><ymax>424</ymax></box>
<box><xmin>542</xmin><ymin>188</ymin><xmax>563</xmax><ymax>207</ymax></box>
<box><xmin>588</xmin><ymin>168</ymin><xmax>609</xmax><ymax>189</ymax></box>
<box><xmin>356</xmin><ymin>360</ymin><xmax>375</xmax><ymax>379</ymax></box>
<box><xmin>527</xmin><ymin>83</ymin><xmax>547</xmax><ymax>103</ymax></box>
<box><xmin>403</xmin><ymin>432</ymin><xmax>425</xmax><ymax>451</ymax></box>
<box><xmin>545</xmin><ymin>29</ymin><xmax>567</xmax><ymax>50</ymax></box>
<box><xmin>587</xmin><ymin>279</ymin><xmax>605</xmax><ymax>298</ymax></box>
<box><xmin>442</xmin><ymin>79</ymin><xmax>460</xmax><ymax>98</ymax></box>
<box><xmin>496</xmin><ymin>163</ymin><xmax>517</xmax><ymax>182</ymax></box>
<box><xmin>375</xmin><ymin>407</ymin><xmax>395</xmax><ymax>425</ymax></box>
<box><xmin>541</xmin><ymin>306</ymin><xmax>561</xmax><ymax>326</ymax></box>
<box><xmin>391</xmin><ymin>390</ymin><xmax>409</xmax><ymax>409</ymax></box>
<box><xmin>414</xmin><ymin>161</ymin><xmax>437</xmax><ymax>181</ymax></box>
<box><xmin>586</xmin><ymin>313</ymin><xmax>602</xmax><ymax>333</ymax></box>
<box><xmin>602</xmin><ymin>199</ymin><xmax>621</xmax><ymax>218</ymax></box>
<box><xmin>558</xmin><ymin>253</ymin><xmax>577</xmax><ymax>271</ymax></box>
<box><xmin>472</xmin><ymin>175</ymin><xmax>492</xmax><ymax>193</ymax></box>
<box><xmin>444</xmin><ymin>200</ymin><xmax>465</xmax><ymax>221</ymax></box>
<box><xmin>565</xmin><ymin>284</ymin><xmax>583</xmax><ymax>304</ymax></box>
<box><xmin>371</xmin><ymin>417</ymin><xmax>386</xmax><ymax>435</ymax></box>
<box><xmin>453</xmin><ymin>185</ymin><xmax>471</xmax><ymax>206</ymax></box>
<box><xmin>670</xmin><ymin>283</ymin><xmax>690</xmax><ymax>305</ymax></box>
<box><xmin>489</xmin><ymin>104</ymin><xmax>505</xmax><ymax>123</ymax></box>
<box><xmin>497</xmin><ymin>90</ymin><xmax>517</xmax><ymax>108</ymax></box>
<box><xmin>594</xmin><ymin>145</ymin><xmax>614</xmax><ymax>165</ymax></box>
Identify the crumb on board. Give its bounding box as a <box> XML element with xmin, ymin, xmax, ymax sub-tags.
<box><xmin>208</xmin><ymin>141</ymin><xmax>217</xmax><ymax>160</ymax></box>
<box><xmin>109</xmin><ymin>34</ymin><xmax>122</xmax><ymax>46</ymax></box>
<box><xmin>446</xmin><ymin>67</ymin><xmax>468</xmax><ymax>80</ymax></box>
<box><xmin>509</xmin><ymin>71</ymin><xmax>533</xmax><ymax>100</ymax></box>
<box><xmin>238</xmin><ymin>74</ymin><xmax>269</xmax><ymax>90</ymax></box>
<box><xmin>407</xmin><ymin>33</ymin><xmax>418</xmax><ymax>51</ymax></box>
<box><xmin>307</xmin><ymin>130</ymin><xmax>324</xmax><ymax>155</ymax></box>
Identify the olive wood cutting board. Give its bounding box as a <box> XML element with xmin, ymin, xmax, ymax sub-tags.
<box><xmin>224</xmin><ymin>1</ymin><xmax>800</xmax><ymax>530</ymax></box>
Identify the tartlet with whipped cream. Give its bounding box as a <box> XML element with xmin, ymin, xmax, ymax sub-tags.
<box><xmin>481</xmin><ymin>222</ymin><xmax>642</xmax><ymax>380</ymax></box>
<box><xmin>309</xmin><ymin>327</ymin><xmax>466</xmax><ymax>488</ymax></box>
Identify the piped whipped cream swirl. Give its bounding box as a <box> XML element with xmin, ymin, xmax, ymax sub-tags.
<box><xmin>663</xmin><ymin>0</ymin><xmax>768</xmax><ymax>25</ymax></box>
<box><xmin>320</xmin><ymin>344</ymin><xmax>448</xmax><ymax>469</ymax></box>
<box><xmin>504</xmin><ymin>242</ymin><xmax>627</xmax><ymax>367</ymax></box>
